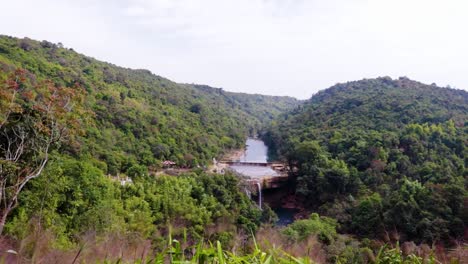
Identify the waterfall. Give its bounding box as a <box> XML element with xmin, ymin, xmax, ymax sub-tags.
<box><xmin>256</xmin><ymin>182</ymin><xmax>262</xmax><ymax>210</ymax></box>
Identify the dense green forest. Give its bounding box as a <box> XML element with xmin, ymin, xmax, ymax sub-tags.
<box><xmin>0</xmin><ymin>36</ymin><xmax>299</xmax><ymax>171</ymax></box>
<box><xmin>263</xmin><ymin>77</ymin><xmax>467</xmax><ymax>245</ymax></box>
<box><xmin>0</xmin><ymin>36</ymin><xmax>295</xmax><ymax>261</ymax></box>
<box><xmin>0</xmin><ymin>35</ymin><xmax>466</xmax><ymax>263</ymax></box>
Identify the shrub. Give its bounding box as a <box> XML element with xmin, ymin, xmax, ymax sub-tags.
<box><xmin>283</xmin><ymin>213</ymin><xmax>338</xmax><ymax>244</ymax></box>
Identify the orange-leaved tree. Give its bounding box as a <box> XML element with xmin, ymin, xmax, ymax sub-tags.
<box><xmin>0</xmin><ymin>68</ymin><xmax>87</xmax><ymax>235</ymax></box>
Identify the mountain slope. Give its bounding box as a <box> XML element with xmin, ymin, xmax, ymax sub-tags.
<box><xmin>264</xmin><ymin>77</ymin><xmax>467</xmax><ymax>243</ymax></box>
<box><xmin>0</xmin><ymin>35</ymin><xmax>299</xmax><ymax>172</ymax></box>
<box><xmin>0</xmin><ymin>35</ymin><xmax>296</xmax><ymax>249</ymax></box>
<box><xmin>182</xmin><ymin>84</ymin><xmax>300</xmax><ymax>134</ymax></box>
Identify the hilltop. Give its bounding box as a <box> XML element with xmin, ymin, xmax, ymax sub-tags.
<box><xmin>264</xmin><ymin>77</ymin><xmax>467</xmax><ymax>243</ymax></box>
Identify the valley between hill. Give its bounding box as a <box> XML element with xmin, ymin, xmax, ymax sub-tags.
<box><xmin>0</xmin><ymin>36</ymin><xmax>466</xmax><ymax>263</ymax></box>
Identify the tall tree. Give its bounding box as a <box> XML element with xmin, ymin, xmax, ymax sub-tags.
<box><xmin>0</xmin><ymin>69</ymin><xmax>86</xmax><ymax>234</ymax></box>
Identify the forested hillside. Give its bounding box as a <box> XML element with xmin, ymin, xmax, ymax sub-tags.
<box><xmin>263</xmin><ymin>77</ymin><xmax>467</xmax><ymax>244</ymax></box>
<box><xmin>1</xmin><ymin>35</ymin><xmax>466</xmax><ymax>263</ymax></box>
<box><xmin>0</xmin><ymin>35</ymin><xmax>298</xmax><ymax>260</ymax></box>
<box><xmin>185</xmin><ymin>84</ymin><xmax>301</xmax><ymax>127</ymax></box>
<box><xmin>0</xmin><ymin>35</ymin><xmax>299</xmax><ymax>171</ymax></box>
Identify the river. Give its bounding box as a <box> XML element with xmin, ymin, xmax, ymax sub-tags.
<box><xmin>237</xmin><ymin>138</ymin><xmax>269</xmax><ymax>162</ymax></box>
<box><xmin>230</xmin><ymin>138</ymin><xmax>279</xmax><ymax>178</ymax></box>
<box><xmin>230</xmin><ymin>138</ymin><xmax>295</xmax><ymax>226</ymax></box>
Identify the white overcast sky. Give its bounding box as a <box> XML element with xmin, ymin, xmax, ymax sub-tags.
<box><xmin>1</xmin><ymin>0</ymin><xmax>467</xmax><ymax>99</ymax></box>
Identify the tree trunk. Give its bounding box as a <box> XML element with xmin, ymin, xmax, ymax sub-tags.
<box><xmin>0</xmin><ymin>208</ymin><xmax>10</xmax><ymax>236</ymax></box>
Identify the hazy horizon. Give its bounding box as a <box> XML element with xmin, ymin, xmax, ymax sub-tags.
<box><xmin>1</xmin><ymin>0</ymin><xmax>467</xmax><ymax>99</ymax></box>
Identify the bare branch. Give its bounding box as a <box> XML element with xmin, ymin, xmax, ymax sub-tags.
<box><xmin>0</xmin><ymin>73</ymin><xmax>85</xmax><ymax>235</ymax></box>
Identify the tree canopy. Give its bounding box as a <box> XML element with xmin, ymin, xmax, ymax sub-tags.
<box><xmin>0</xmin><ymin>35</ymin><xmax>299</xmax><ymax>172</ymax></box>
<box><xmin>0</xmin><ymin>35</ymin><xmax>292</xmax><ymax>248</ymax></box>
<box><xmin>263</xmin><ymin>77</ymin><xmax>467</xmax><ymax>244</ymax></box>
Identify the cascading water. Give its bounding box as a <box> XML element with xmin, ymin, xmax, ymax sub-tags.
<box><xmin>230</xmin><ymin>138</ymin><xmax>273</xmax><ymax>210</ymax></box>
<box><xmin>256</xmin><ymin>182</ymin><xmax>262</xmax><ymax>210</ymax></box>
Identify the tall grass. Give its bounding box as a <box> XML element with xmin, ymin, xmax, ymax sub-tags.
<box><xmin>1</xmin><ymin>230</ymin><xmax>463</xmax><ymax>263</ymax></box>
<box><xmin>97</xmin><ymin>237</ymin><xmax>313</xmax><ymax>264</ymax></box>
<box><xmin>95</xmin><ymin>239</ymin><xmax>461</xmax><ymax>264</ymax></box>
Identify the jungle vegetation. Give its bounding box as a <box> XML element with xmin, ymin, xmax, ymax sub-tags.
<box><xmin>263</xmin><ymin>77</ymin><xmax>467</xmax><ymax>246</ymax></box>
<box><xmin>0</xmin><ymin>35</ymin><xmax>466</xmax><ymax>263</ymax></box>
<box><xmin>0</xmin><ymin>35</ymin><xmax>294</xmax><ymax>261</ymax></box>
